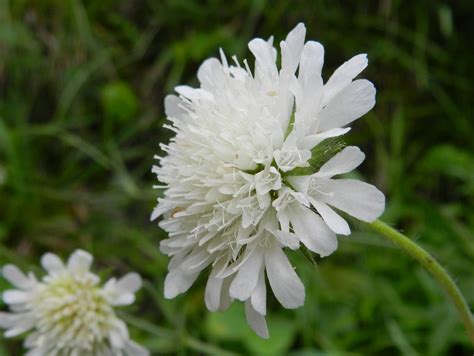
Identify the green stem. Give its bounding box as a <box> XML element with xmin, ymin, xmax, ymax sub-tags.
<box><xmin>369</xmin><ymin>219</ymin><xmax>474</xmax><ymax>344</ymax></box>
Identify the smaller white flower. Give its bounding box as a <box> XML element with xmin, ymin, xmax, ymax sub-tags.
<box><xmin>0</xmin><ymin>250</ymin><xmax>148</xmax><ymax>356</ymax></box>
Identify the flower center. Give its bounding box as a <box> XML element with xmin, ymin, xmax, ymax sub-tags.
<box><xmin>33</xmin><ymin>273</ymin><xmax>117</xmax><ymax>351</ymax></box>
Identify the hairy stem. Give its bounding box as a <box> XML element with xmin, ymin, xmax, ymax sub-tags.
<box><xmin>369</xmin><ymin>219</ymin><xmax>474</xmax><ymax>344</ymax></box>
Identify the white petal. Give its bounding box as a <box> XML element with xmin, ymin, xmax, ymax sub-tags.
<box><xmin>251</xmin><ymin>267</ymin><xmax>267</xmax><ymax>315</ymax></box>
<box><xmin>264</xmin><ymin>243</ymin><xmax>305</xmax><ymax>309</ymax></box>
<box><xmin>164</xmin><ymin>269</ymin><xmax>199</xmax><ymax>299</ymax></box>
<box><xmin>67</xmin><ymin>249</ymin><xmax>93</xmax><ymax>275</ymax></box>
<box><xmin>273</xmin><ymin>230</ymin><xmax>300</xmax><ymax>250</ymax></box>
<box><xmin>24</xmin><ymin>332</ymin><xmax>40</xmax><ymax>348</ymax></box>
<box><xmin>0</xmin><ymin>312</ymin><xmax>28</xmax><ymax>328</ymax></box>
<box><xmin>124</xmin><ymin>340</ymin><xmax>150</xmax><ymax>356</ymax></box>
<box><xmin>2</xmin><ymin>290</ymin><xmax>31</xmax><ymax>304</ymax></box>
<box><xmin>299</xmin><ymin>41</ymin><xmax>324</xmax><ymax>85</ymax></box>
<box><xmin>290</xmin><ymin>205</ymin><xmax>338</xmax><ymax>257</ymax></box>
<box><xmin>318</xmin><ymin>79</ymin><xmax>375</xmax><ymax>131</ymax></box>
<box><xmin>294</xmin><ymin>73</ymin><xmax>324</xmax><ymax>138</ymax></box>
<box><xmin>322</xmin><ymin>179</ymin><xmax>385</xmax><ymax>222</ymax></box>
<box><xmin>218</xmin><ymin>277</ymin><xmax>233</xmax><ymax>312</ymax></box>
<box><xmin>245</xmin><ymin>300</ymin><xmax>269</xmax><ymax>339</ymax></box>
<box><xmin>111</xmin><ymin>293</ymin><xmax>135</xmax><ymax>306</ymax></box>
<box><xmin>167</xmin><ymin>250</ymin><xmax>189</xmax><ymax>271</ymax></box>
<box><xmin>204</xmin><ymin>257</ymin><xmax>229</xmax><ymax>312</ymax></box>
<box><xmin>216</xmin><ymin>245</ymin><xmax>255</xmax><ymax>279</ymax></box>
<box><xmin>24</xmin><ymin>343</ymin><xmax>48</xmax><ymax>356</ymax></box>
<box><xmin>197</xmin><ymin>58</ymin><xmax>222</xmax><ymax>88</ymax></box>
<box><xmin>150</xmin><ymin>200</ymin><xmax>172</xmax><ymax>222</ymax></box>
<box><xmin>229</xmin><ymin>246</ymin><xmax>264</xmax><ymax>301</ymax></box>
<box><xmin>309</xmin><ymin>198</ymin><xmax>350</xmax><ymax>235</ymax></box>
<box><xmin>106</xmin><ymin>273</ymin><xmax>142</xmax><ymax>306</ymax></box>
<box><xmin>40</xmin><ymin>253</ymin><xmax>64</xmax><ymax>274</ymax></box>
<box><xmin>301</xmin><ymin>127</ymin><xmax>351</xmax><ymax>150</ymax></box>
<box><xmin>316</xmin><ymin>146</ymin><xmax>365</xmax><ymax>178</ymax></box>
<box><xmin>323</xmin><ymin>53</ymin><xmax>368</xmax><ymax>105</ymax></box>
<box><xmin>286</xmin><ymin>176</ymin><xmax>311</xmax><ymax>195</ymax></box>
<box><xmin>2</xmin><ymin>265</ymin><xmax>34</xmax><ymax>290</ymax></box>
<box><xmin>285</xmin><ymin>23</ymin><xmax>306</xmax><ymax>56</ymax></box>
<box><xmin>109</xmin><ymin>329</ymin><xmax>126</xmax><ymax>349</ymax></box>
<box><xmin>205</xmin><ymin>271</ymin><xmax>224</xmax><ymax>312</ymax></box>
<box><xmin>180</xmin><ymin>248</ymin><xmax>214</xmax><ymax>274</ymax></box>
<box><xmin>164</xmin><ymin>95</ymin><xmax>186</xmax><ymax>118</ymax></box>
<box><xmin>3</xmin><ymin>317</ymin><xmax>34</xmax><ymax>338</ymax></box>
<box><xmin>249</xmin><ymin>38</ymin><xmax>278</xmax><ymax>79</ymax></box>
<box><xmin>114</xmin><ymin>273</ymin><xmax>142</xmax><ymax>294</ymax></box>
<box><xmin>275</xmin><ymin>208</ymin><xmax>290</xmax><ymax>232</ymax></box>
<box><xmin>280</xmin><ymin>23</ymin><xmax>306</xmax><ymax>75</ymax></box>
<box><xmin>175</xmin><ymin>86</ymin><xmax>213</xmax><ymax>102</ymax></box>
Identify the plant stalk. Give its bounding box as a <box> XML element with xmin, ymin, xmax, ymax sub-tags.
<box><xmin>369</xmin><ymin>219</ymin><xmax>474</xmax><ymax>344</ymax></box>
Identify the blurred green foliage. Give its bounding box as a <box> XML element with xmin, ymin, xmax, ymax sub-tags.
<box><xmin>0</xmin><ymin>0</ymin><xmax>473</xmax><ymax>355</ymax></box>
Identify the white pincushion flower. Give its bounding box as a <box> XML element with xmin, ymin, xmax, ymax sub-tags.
<box><xmin>152</xmin><ymin>23</ymin><xmax>385</xmax><ymax>338</ymax></box>
<box><xmin>0</xmin><ymin>250</ymin><xmax>148</xmax><ymax>356</ymax></box>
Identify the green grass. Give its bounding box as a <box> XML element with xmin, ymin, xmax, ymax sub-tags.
<box><xmin>0</xmin><ymin>0</ymin><xmax>473</xmax><ymax>354</ymax></box>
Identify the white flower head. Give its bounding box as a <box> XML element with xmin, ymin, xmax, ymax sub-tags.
<box><xmin>0</xmin><ymin>250</ymin><xmax>148</xmax><ymax>356</ymax></box>
<box><xmin>152</xmin><ymin>23</ymin><xmax>385</xmax><ymax>338</ymax></box>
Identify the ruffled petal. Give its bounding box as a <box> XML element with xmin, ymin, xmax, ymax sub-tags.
<box><xmin>274</xmin><ymin>132</ymin><xmax>311</xmax><ymax>172</ymax></box>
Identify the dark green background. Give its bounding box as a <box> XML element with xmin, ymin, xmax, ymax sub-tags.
<box><xmin>0</xmin><ymin>1</ymin><xmax>473</xmax><ymax>354</ymax></box>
